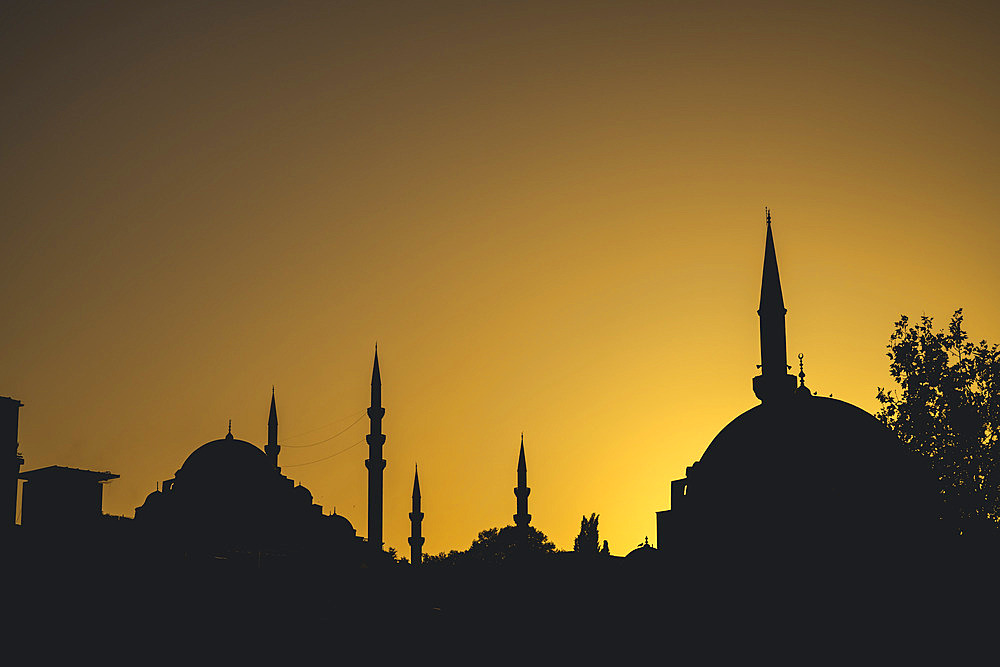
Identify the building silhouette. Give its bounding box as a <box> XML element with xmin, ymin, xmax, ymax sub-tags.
<box><xmin>19</xmin><ymin>465</ymin><xmax>119</xmax><ymax>529</ymax></box>
<box><xmin>128</xmin><ymin>348</ymin><xmax>402</xmax><ymax>565</ymax></box>
<box><xmin>656</xmin><ymin>210</ymin><xmax>935</xmax><ymax>553</ymax></box>
<box><xmin>134</xmin><ymin>393</ymin><xmax>361</xmax><ymax>562</ymax></box>
<box><xmin>3</xmin><ymin>395</ymin><xmax>23</xmax><ymax>527</ymax></box>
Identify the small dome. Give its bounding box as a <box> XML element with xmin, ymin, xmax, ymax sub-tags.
<box><xmin>625</xmin><ymin>543</ymin><xmax>658</xmax><ymax>563</ymax></box>
<box><xmin>326</xmin><ymin>512</ymin><xmax>356</xmax><ymax>537</ymax></box>
<box><xmin>135</xmin><ymin>489</ymin><xmax>164</xmax><ymax>518</ymax></box>
<box><xmin>293</xmin><ymin>484</ymin><xmax>313</xmax><ymax>505</ymax></box>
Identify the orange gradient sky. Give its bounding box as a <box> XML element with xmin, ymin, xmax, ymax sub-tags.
<box><xmin>3</xmin><ymin>1</ymin><xmax>999</xmax><ymax>557</ymax></box>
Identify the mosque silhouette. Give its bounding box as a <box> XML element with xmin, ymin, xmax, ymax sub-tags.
<box><xmin>657</xmin><ymin>210</ymin><xmax>935</xmax><ymax>555</ymax></box>
<box><xmin>6</xmin><ymin>212</ymin><xmax>957</xmax><ymax>654</ymax></box>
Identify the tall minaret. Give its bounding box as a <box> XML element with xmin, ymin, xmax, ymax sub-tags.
<box><xmin>752</xmin><ymin>208</ymin><xmax>798</xmax><ymax>403</ymax></box>
<box><xmin>408</xmin><ymin>465</ymin><xmax>424</xmax><ymax>566</ymax></box>
<box><xmin>365</xmin><ymin>345</ymin><xmax>386</xmax><ymax>551</ymax></box>
<box><xmin>513</xmin><ymin>434</ymin><xmax>531</xmax><ymax>538</ymax></box>
<box><xmin>265</xmin><ymin>387</ymin><xmax>280</xmax><ymax>470</ymax></box>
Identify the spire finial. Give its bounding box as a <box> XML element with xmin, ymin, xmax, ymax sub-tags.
<box><xmin>794</xmin><ymin>352</ymin><xmax>813</xmax><ymax>397</ymax></box>
<box><xmin>267</xmin><ymin>386</ymin><xmax>280</xmax><ymax>464</ymax></box>
<box><xmin>765</xmin><ymin>206</ymin><xmax>771</xmax><ymax>225</ymax></box>
<box><xmin>227</xmin><ymin>419</ymin><xmax>232</xmax><ymax>438</ymax></box>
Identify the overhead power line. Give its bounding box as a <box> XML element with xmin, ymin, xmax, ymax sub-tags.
<box><xmin>281</xmin><ymin>409</ymin><xmax>366</xmax><ymax>441</ymax></box>
<box><xmin>282</xmin><ymin>437</ymin><xmax>367</xmax><ymax>468</ymax></box>
<box><xmin>281</xmin><ymin>413</ymin><xmax>366</xmax><ymax>449</ymax></box>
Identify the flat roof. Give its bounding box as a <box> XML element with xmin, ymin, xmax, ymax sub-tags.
<box><xmin>19</xmin><ymin>465</ymin><xmax>119</xmax><ymax>482</ymax></box>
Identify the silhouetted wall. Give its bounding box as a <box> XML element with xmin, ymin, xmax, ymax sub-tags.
<box><xmin>19</xmin><ymin>466</ymin><xmax>117</xmax><ymax>529</ymax></box>
<box><xmin>2</xmin><ymin>396</ymin><xmax>23</xmax><ymax>526</ymax></box>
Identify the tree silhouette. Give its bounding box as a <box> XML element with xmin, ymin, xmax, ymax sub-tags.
<box><xmin>426</xmin><ymin>525</ymin><xmax>556</xmax><ymax>566</ymax></box>
<box><xmin>467</xmin><ymin>525</ymin><xmax>555</xmax><ymax>563</ymax></box>
<box><xmin>877</xmin><ymin>309</ymin><xmax>1000</xmax><ymax>536</ymax></box>
<box><xmin>573</xmin><ymin>513</ymin><xmax>601</xmax><ymax>555</ymax></box>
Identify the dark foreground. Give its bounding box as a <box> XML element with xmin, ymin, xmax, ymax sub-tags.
<box><xmin>11</xmin><ymin>529</ymin><xmax>998</xmax><ymax>663</ymax></box>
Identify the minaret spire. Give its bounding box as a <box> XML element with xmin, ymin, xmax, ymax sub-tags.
<box><xmin>371</xmin><ymin>344</ymin><xmax>382</xmax><ymax>409</ymax></box>
<box><xmin>752</xmin><ymin>208</ymin><xmax>797</xmax><ymax>403</ymax></box>
<box><xmin>365</xmin><ymin>345</ymin><xmax>387</xmax><ymax>552</ymax></box>
<box><xmin>408</xmin><ymin>464</ymin><xmax>424</xmax><ymax>566</ymax></box>
<box><xmin>266</xmin><ymin>387</ymin><xmax>280</xmax><ymax>470</ymax></box>
<box><xmin>513</xmin><ymin>434</ymin><xmax>531</xmax><ymax>542</ymax></box>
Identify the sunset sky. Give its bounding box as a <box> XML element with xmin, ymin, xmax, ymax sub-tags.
<box><xmin>3</xmin><ymin>1</ymin><xmax>998</xmax><ymax>558</ymax></box>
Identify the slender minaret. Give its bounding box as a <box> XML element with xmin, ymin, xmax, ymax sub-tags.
<box><xmin>265</xmin><ymin>387</ymin><xmax>280</xmax><ymax>471</ymax></box>
<box><xmin>513</xmin><ymin>434</ymin><xmax>531</xmax><ymax>541</ymax></box>
<box><xmin>752</xmin><ymin>208</ymin><xmax>798</xmax><ymax>403</ymax></box>
<box><xmin>365</xmin><ymin>345</ymin><xmax>386</xmax><ymax>551</ymax></box>
<box><xmin>408</xmin><ymin>465</ymin><xmax>424</xmax><ymax>566</ymax></box>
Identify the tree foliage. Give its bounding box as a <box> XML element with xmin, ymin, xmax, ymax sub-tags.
<box><xmin>876</xmin><ymin>309</ymin><xmax>1000</xmax><ymax>536</ymax></box>
<box><xmin>573</xmin><ymin>513</ymin><xmax>601</xmax><ymax>555</ymax></box>
<box><xmin>425</xmin><ymin>525</ymin><xmax>556</xmax><ymax>566</ymax></box>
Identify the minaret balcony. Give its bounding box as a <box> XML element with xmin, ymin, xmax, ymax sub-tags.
<box><xmin>752</xmin><ymin>373</ymin><xmax>797</xmax><ymax>402</ymax></box>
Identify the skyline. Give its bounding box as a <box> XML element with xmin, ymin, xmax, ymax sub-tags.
<box><xmin>3</xmin><ymin>1</ymin><xmax>999</xmax><ymax>558</ymax></box>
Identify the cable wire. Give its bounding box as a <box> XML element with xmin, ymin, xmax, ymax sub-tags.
<box><xmin>281</xmin><ymin>413</ymin><xmax>366</xmax><ymax>448</ymax></box>
<box><xmin>282</xmin><ymin>437</ymin><xmax>367</xmax><ymax>468</ymax></box>
<box><xmin>282</xmin><ymin>409</ymin><xmax>366</xmax><ymax>441</ymax></box>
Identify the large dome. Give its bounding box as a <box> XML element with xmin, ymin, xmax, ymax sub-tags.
<box><xmin>682</xmin><ymin>394</ymin><xmax>936</xmax><ymax>542</ymax></box>
<box><xmin>699</xmin><ymin>395</ymin><xmax>900</xmax><ymax>472</ymax></box>
<box><xmin>178</xmin><ymin>433</ymin><xmax>271</xmax><ymax>480</ymax></box>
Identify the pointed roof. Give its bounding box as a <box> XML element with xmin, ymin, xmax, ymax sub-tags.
<box><xmin>518</xmin><ymin>433</ymin><xmax>526</xmax><ymax>471</ymax></box>
<box><xmin>758</xmin><ymin>207</ymin><xmax>786</xmax><ymax>314</ymax></box>
<box><xmin>268</xmin><ymin>386</ymin><xmax>278</xmax><ymax>426</ymax></box>
<box><xmin>372</xmin><ymin>345</ymin><xmax>381</xmax><ymax>387</ymax></box>
<box><xmin>412</xmin><ymin>464</ymin><xmax>421</xmax><ymax>498</ymax></box>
